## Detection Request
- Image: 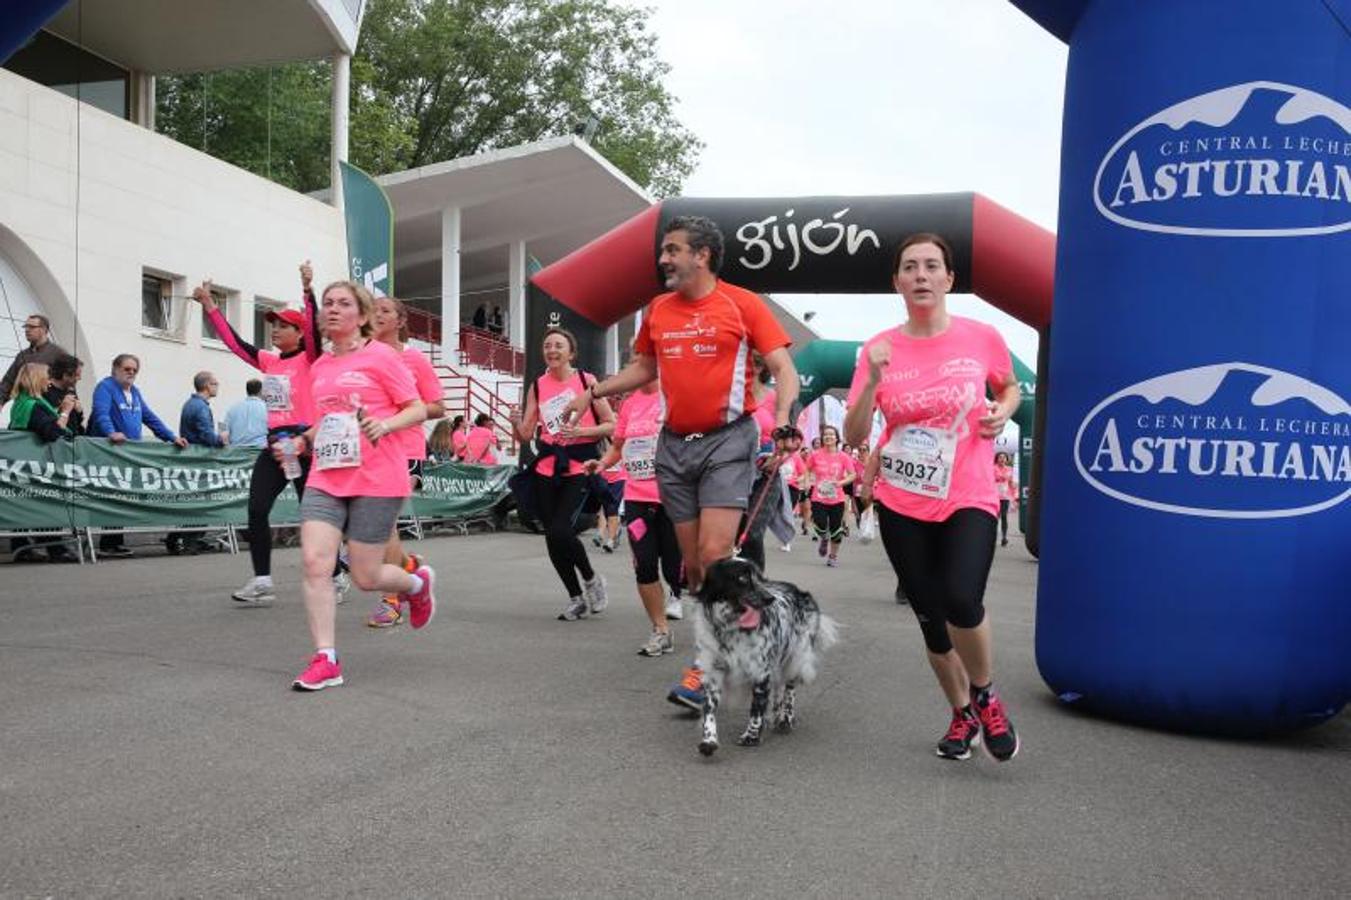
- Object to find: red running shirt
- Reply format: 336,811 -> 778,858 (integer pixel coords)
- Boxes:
634,280 -> 790,435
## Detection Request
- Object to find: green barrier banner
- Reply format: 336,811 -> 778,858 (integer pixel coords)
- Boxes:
0,432 -> 511,529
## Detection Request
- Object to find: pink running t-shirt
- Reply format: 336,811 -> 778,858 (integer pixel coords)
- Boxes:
207,306 -> 316,430
534,369 -> 598,478
306,340 -> 419,499
452,428 -> 468,460
846,316 -> 1013,523
994,463 -> 1017,501
785,452 -> 806,488
463,425 -> 499,465
806,449 -> 852,506
751,388 -> 778,447
613,389 -> 662,504
397,346 -> 442,462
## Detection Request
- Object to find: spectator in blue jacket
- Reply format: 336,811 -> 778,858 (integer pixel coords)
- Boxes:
179,371 -> 224,448
89,354 -> 187,447
88,353 -> 186,557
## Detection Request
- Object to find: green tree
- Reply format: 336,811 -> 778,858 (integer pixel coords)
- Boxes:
157,0 -> 701,197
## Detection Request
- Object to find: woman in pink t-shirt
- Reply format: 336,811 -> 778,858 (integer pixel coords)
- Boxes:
283,281 -> 435,692
449,415 -> 470,460
463,413 -> 501,465
801,425 -> 854,567
585,381 -> 683,656
843,232 -> 1023,763
364,296 -> 446,629
513,326 -> 615,621
993,452 -> 1018,548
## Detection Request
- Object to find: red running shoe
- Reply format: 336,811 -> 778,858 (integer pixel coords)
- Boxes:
292,653 -> 343,691
404,564 -> 436,630
973,690 -> 1020,761
936,708 -> 981,760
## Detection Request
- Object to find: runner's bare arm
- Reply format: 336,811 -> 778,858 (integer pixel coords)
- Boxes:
362,399 -> 427,443
761,347 -> 799,428
978,376 -> 1020,439
584,438 -> 623,474
844,342 -> 889,446
562,353 -> 657,423
514,384 -> 539,442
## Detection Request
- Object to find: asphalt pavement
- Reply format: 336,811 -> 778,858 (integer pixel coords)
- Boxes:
1,524 -> 1346,898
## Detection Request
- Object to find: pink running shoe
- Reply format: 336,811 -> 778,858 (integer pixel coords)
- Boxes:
292,653 -> 343,691
403,564 -> 436,630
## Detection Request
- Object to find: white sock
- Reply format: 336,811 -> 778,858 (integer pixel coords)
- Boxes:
406,573 -> 424,595
255,575 -> 273,587
317,647 -> 337,663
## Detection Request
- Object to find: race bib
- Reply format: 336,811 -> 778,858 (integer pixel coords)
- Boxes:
313,412 -> 361,471
817,479 -> 838,500
260,374 -> 292,412
622,435 -> 657,481
880,425 -> 957,499
540,388 -> 578,436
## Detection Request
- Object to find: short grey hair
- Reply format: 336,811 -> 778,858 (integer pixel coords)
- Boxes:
193,371 -> 214,392
664,215 -> 724,274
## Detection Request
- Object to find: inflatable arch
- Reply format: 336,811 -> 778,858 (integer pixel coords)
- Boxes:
527,192 -> 1054,545
1014,0 -> 1350,733
792,340 -> 1038,542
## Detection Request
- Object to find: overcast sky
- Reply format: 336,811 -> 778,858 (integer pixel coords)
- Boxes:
633,0 -> 1068,370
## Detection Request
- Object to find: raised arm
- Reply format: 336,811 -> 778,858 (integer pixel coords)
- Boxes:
299,261 -> 322,362
193,282 -> 263,368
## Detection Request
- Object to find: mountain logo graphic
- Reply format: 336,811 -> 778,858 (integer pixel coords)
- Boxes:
1074,362 -> 1351,519
1093,81 -> 1351,237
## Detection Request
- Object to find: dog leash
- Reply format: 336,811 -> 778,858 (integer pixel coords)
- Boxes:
735,450 -> 786,551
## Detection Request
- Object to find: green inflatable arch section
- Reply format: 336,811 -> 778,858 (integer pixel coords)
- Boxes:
793,340 -> 1038,539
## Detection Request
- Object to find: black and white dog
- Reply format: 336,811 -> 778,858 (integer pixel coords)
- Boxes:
692,556 -> 839,756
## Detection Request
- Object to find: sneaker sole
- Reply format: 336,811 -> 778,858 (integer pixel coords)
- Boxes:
292,675 -> 344,691
667,692 -> 703,712
982,731 -> 1020,763
366,617 -> 403,628
232,594 -> 275,605
409,569 -> 436,630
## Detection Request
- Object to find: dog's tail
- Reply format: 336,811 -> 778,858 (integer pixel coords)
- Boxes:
814,613 -> 840,652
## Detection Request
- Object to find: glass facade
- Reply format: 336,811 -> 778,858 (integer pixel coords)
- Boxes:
3,29 -> 129,120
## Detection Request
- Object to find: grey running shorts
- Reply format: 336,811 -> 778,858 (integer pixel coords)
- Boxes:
300,487 -> 405,544
655,415 -> 758,524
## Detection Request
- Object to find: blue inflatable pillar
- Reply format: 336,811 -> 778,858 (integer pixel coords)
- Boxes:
1016,0 -> 1351,733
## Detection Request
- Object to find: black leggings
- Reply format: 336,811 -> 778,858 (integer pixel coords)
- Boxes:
811,501 -> 846,542
877,505 -> 997,654
248,444 -> 312,577
534,472 -> 595,598
998,499 -> 1010,542
624,500 -> 683,592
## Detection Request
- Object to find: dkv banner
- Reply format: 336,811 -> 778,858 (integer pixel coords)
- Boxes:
0,432 -> 511,529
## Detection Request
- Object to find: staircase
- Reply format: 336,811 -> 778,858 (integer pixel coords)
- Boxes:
410,340 -> 522,457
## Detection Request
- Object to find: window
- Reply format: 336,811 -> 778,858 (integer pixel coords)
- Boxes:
254,298 -> 282,349
3,31 -> 130,120
201,286 -> 229,343
141,274 -> 172,331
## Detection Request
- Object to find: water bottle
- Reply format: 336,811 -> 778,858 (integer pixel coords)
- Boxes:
280,437 -> 303,481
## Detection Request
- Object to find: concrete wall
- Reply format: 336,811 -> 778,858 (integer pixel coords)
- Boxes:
0,69 -> 346,430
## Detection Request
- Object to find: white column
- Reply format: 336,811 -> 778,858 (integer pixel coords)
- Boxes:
441,207 -> 462,367
604,323 -> 619,375
330,53 -> 351,212
507,240 -> 527,350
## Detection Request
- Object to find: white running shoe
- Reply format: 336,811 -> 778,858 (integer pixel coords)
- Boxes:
779,542 -> 792,552
584,575 -> 609,614
637,629 -> 674,657
664,592 -> 684,621
231,576 -> 275,606
557,596 -> 589,621
332,571 -> 351,605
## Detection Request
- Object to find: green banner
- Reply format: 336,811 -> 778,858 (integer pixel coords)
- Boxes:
339,160 -> 395,298
0,432 -> 511,529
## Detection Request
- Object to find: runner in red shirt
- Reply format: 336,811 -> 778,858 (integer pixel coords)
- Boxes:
365,296 -> 446,629
562,216 -> 801,711
843,233 -> 1022,762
